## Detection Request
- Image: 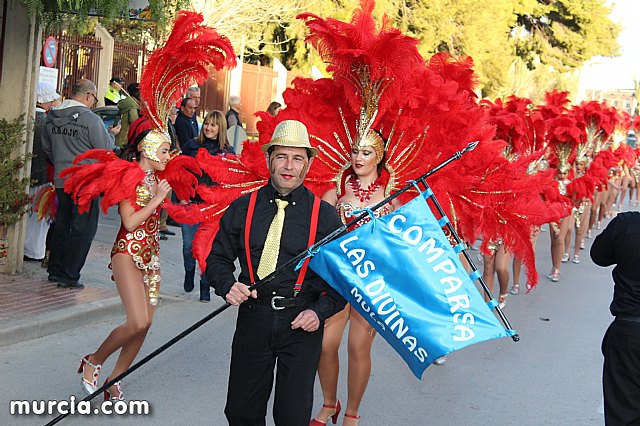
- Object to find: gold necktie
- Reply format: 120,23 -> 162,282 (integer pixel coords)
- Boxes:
257,199 -> 289,279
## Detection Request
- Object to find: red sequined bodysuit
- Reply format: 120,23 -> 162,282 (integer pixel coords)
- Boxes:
110,172 -> 161,305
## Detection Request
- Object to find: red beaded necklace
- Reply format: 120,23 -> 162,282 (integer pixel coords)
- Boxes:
349,175 -> 382,203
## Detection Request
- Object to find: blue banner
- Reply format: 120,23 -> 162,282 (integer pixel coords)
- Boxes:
309,193 -> 515,379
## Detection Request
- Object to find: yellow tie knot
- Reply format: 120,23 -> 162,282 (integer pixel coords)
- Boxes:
275,199 -> 289,210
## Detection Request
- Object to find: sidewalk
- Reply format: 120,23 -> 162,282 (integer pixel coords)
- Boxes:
0,207 -> 204,347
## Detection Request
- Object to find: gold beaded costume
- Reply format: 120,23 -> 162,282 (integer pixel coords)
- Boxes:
110,171 -> 161,305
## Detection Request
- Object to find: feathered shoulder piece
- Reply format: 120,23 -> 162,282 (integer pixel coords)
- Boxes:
157,155 -> 201,201
481,95 -> 540,160
542,102 -> 584,172
139,11 -> 236,132
537,90 -> 571,120
60,149 -> 145,213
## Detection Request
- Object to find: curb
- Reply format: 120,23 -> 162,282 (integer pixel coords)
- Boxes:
0,295 -> 182,348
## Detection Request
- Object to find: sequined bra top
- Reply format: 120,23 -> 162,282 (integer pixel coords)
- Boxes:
336,201 -> 393,229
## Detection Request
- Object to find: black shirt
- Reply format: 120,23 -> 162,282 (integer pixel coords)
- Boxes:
590,212 -> 640,317
205,181 -> 346,321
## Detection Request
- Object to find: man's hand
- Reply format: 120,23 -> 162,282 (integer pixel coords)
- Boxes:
225,282 -> 257,305
109,123 -> 122,135
291,309 -> 320,332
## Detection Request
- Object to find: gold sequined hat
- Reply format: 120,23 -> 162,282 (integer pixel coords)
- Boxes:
354,129 -> 385,164
262,120 -> 319,157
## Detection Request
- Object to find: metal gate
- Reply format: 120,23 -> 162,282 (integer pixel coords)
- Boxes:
113,40 -> 146,86
51,34 -> 102,99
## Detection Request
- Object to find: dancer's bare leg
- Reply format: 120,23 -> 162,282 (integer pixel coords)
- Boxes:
512,257 -> 522,291
86,254 -> 155,396
619,175 -> 630,209
563,222 -> 572,261
344,310 -> 376,423
598,189 -> 609,224
574,201 -> 591,258
482,251 -> 496,301
494,246 -> 512,297
589,190 -> 602,232
314,306 -> 349,422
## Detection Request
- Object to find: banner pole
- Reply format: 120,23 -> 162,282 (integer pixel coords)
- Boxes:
416,178 -> 519,342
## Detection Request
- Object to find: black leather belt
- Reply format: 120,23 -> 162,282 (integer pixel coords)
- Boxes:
254,294 -> 317,310
616,315 -> 640,323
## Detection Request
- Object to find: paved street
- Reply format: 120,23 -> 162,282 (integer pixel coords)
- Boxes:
0,201 -> 633,426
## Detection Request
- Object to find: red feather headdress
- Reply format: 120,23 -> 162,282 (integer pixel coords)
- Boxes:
139,11 -> 236,133
63,13 -> 236,215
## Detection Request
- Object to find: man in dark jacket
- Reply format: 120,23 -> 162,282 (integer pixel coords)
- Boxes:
206,120 -> 346,426
591,211 -> 640,425
174,98 -> 198,150
42,79 -> 120,288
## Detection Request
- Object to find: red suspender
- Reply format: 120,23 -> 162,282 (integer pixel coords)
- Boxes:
244,191 -> 259,284
294,195 -> 321,294
243,191 -> 321,293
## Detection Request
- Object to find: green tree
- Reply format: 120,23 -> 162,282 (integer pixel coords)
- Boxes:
515,0 -> 620,73
273,0 -> 619,98
19,0 -> 180,30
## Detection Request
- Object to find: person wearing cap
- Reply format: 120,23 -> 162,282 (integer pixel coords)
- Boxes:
104,77 -> 126,106
24,82 -> 61,261
206,120 -> 346,426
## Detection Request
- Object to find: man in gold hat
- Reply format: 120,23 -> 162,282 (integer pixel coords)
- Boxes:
206,120 -> 346,425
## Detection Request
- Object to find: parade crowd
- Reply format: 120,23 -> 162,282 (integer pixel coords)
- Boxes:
21,4 -> 640,426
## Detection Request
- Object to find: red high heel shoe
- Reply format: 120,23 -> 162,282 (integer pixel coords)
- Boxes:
103,378 -> 124,401
309,400 -> 341,425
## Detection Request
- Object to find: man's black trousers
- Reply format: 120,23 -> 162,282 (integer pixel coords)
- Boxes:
47,189 -> 99,285
225,300 -> 323,426
602,319 -> 640,425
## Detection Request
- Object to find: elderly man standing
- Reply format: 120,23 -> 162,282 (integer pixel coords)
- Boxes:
225,95 -> 242,128
206,120 -> 346,426
186,86 -> 201,110
42,79 -> 120,288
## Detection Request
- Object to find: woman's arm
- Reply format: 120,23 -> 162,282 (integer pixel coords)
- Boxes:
321,188 -> 338,206
119,179 -> 172,232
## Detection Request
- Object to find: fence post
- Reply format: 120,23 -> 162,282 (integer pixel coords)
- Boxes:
95,24 -> 114,107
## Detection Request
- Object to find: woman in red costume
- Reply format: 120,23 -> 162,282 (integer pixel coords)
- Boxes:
74,130 -> 172,400
59,11 -> 235,401
548,163 -> 575,282
312,130 -> 399,426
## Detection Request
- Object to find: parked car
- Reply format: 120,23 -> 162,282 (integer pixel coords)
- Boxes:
93,106 -> 119,129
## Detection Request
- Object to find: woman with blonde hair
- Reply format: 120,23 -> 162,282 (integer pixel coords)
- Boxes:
180,110 -> 235,301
